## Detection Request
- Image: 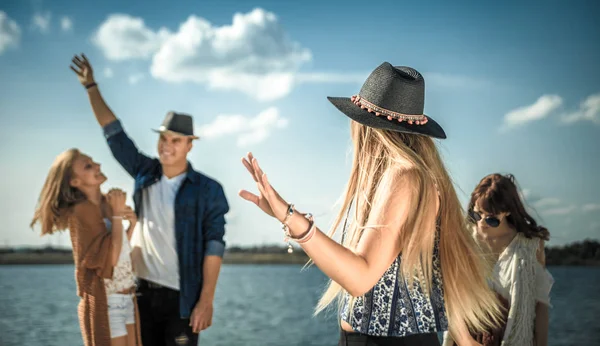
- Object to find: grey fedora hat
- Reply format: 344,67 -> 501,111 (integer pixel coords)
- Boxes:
152,111 -> 199,140
327,62 -> 446,139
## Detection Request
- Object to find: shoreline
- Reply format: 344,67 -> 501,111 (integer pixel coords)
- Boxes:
2,238 -> 599,266
0,251 -> 311,265
1,252 -> 599,266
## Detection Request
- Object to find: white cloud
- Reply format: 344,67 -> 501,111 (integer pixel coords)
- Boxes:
533,198 -> 561,209
92,14 -> 170,60
582,204 -> 600,213
197,107 -> 288,146
32,11 -> 51,34
60,16 -> 73,32
128,73 -> 144,85
91,9 -> 499,101
150,9 -> 312,101
104,67 -> 114,78
0,11 -> 21,54
503,94 -> 563,129
93,9 -> 314,101
561,93 -> 600,125
205,71 -> 297,102
542,205 -> 576,216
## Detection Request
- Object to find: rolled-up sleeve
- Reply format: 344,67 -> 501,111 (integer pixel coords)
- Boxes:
202,182 -> 229,257
103,119 -> 124,139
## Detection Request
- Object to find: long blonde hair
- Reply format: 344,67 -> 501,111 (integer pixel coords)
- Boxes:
315,121 -> 503,334
30,148 -> 86,235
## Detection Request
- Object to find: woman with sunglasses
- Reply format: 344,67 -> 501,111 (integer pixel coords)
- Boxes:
444,173 -> 554,346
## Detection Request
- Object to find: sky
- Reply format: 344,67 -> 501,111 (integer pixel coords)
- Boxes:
0,0 -> 599,248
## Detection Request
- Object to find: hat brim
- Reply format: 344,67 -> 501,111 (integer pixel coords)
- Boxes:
152,129 -> 199,140
327,97 -> 447,139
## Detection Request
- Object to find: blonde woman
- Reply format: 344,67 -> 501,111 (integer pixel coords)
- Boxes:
239,62 -> 503,346
30,149 -> 142,346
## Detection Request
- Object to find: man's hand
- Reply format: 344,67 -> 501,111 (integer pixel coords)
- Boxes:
189,295 -> 213,333
70,53 -> 95,86
123,205 -> 137,229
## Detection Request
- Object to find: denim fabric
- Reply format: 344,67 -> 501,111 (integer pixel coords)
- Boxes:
103,119 -> 229,318
107,294 -> 136,338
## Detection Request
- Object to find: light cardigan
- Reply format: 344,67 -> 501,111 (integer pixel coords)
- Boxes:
443,232 -> 554,346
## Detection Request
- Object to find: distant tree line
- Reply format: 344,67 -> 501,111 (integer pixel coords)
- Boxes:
0,246 -> 71,254
2,239 -> 599,266
545,239 -> 600,266
225,245 -> 301,254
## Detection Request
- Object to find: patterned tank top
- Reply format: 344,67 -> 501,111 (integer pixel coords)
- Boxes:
340,231 -> 448,337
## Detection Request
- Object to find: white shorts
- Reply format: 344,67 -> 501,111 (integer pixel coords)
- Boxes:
107,293 -> 135,338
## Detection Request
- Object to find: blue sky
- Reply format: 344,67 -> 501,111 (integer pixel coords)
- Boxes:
0,0 -> 598,248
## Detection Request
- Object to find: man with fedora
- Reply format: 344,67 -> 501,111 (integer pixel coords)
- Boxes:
71,53 -> 229,346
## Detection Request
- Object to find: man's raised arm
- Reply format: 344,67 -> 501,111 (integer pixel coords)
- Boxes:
70,53 -> 154,178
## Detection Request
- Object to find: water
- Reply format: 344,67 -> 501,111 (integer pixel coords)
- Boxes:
0,265 -> 598,346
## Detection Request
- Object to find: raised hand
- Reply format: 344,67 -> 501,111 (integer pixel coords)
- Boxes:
106,188 -> 127,215
238,152 -> 288,222
70,53 -> 95,86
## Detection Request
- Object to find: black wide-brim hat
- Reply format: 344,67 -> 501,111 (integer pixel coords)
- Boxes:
327,62 -> 446,139
152,111 -> 199,140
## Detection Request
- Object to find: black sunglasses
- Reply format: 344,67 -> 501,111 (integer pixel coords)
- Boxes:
468,210 -> 501,228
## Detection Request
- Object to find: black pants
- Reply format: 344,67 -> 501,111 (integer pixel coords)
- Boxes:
137,279 -> 199,346
339,330 -> 440,346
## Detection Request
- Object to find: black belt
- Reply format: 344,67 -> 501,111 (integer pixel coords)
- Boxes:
137,278 -> 168,290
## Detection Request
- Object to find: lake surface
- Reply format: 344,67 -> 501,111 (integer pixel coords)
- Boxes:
0,265 -> 598,345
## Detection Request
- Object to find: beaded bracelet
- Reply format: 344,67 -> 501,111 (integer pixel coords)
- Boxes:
281,204 -> 295,253
280,206 -> 317,253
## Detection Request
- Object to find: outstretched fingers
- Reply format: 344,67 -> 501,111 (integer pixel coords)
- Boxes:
261,173 -> 276,199
69,65 -> 82,76
70,56 -> 84,75
239,190 -> 260,206
251,158 -> 266,183
241,157 -> 258,182
72,55 -> 84,68
81,53 -> 90,65
254,176 -> 269,201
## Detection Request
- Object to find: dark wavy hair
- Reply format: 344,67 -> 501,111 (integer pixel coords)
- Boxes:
468,173 -> 550,240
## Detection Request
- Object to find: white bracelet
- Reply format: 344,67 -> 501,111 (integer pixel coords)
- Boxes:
290,213 -> 316,244
112,215 -> 124,220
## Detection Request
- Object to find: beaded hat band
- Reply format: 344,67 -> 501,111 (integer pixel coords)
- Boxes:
351,95 -> 428,125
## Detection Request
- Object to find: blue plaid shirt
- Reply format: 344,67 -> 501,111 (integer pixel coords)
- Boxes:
103,119 -> 229,318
